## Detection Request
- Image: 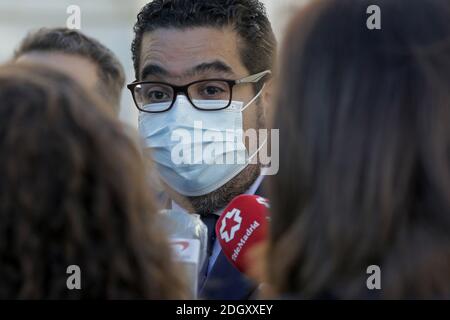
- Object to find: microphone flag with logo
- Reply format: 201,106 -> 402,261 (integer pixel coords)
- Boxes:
216,194 -> 270,273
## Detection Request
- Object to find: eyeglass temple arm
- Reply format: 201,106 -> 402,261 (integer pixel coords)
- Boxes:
235,70 -> 272,84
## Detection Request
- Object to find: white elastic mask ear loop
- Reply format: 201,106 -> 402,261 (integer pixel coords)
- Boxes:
247,137 -> 267,162
239,83 -> 268,163
240,83 -> 266,112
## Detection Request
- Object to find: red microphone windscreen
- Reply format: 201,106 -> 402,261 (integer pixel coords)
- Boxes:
216,194 -> 270,273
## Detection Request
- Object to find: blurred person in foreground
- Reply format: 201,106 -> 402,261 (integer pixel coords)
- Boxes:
268,0 -> 450,299
13,28 -> 155,192
0,64 -> 188,299
13,28 -> 125,116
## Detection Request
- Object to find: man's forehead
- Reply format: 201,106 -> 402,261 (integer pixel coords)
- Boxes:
139,27 -> 247,80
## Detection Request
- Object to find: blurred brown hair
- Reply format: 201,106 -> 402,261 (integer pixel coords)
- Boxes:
269,0 -> 450,299
14,28 -> 125,113
0,64 -> 188,299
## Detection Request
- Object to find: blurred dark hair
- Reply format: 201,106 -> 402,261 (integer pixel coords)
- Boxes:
14,28 -> 125,112
269,0 -> 450,299
0,64 -> 188,299
131,0 -> 276,91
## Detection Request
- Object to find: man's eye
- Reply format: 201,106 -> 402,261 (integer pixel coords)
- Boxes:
147,90 -> 170,102
200,86 -> 226,97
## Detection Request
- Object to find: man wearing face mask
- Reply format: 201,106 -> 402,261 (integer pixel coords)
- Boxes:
129,0 -> 276,299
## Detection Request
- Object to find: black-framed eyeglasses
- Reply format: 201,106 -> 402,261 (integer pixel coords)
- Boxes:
127,70 -> 271,113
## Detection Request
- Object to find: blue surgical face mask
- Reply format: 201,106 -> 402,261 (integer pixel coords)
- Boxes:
138,89 -> 266,196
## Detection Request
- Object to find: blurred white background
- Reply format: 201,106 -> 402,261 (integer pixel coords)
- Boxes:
0,0 -> 309,127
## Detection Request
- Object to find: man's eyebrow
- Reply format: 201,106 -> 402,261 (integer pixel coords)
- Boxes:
140,60 -> 235,80
140,64 -> 169,80
187,61 -> 235,77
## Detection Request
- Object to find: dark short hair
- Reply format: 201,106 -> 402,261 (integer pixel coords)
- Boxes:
131,0 -> 276,90
14,28 -> 125,112
270,0 -> 450,299
0,63 -> 188,299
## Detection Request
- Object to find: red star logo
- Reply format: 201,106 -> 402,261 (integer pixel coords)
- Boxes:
219,208 -> 242,242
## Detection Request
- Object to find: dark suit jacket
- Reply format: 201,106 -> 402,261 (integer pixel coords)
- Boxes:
199,251 -> 257,299
198,181 -> 267,300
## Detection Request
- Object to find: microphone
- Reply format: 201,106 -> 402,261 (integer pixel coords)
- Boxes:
170,237 -> 201,298
215,194 -> 270,274
161,208 -> 208,267
161,208 -> 208,298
